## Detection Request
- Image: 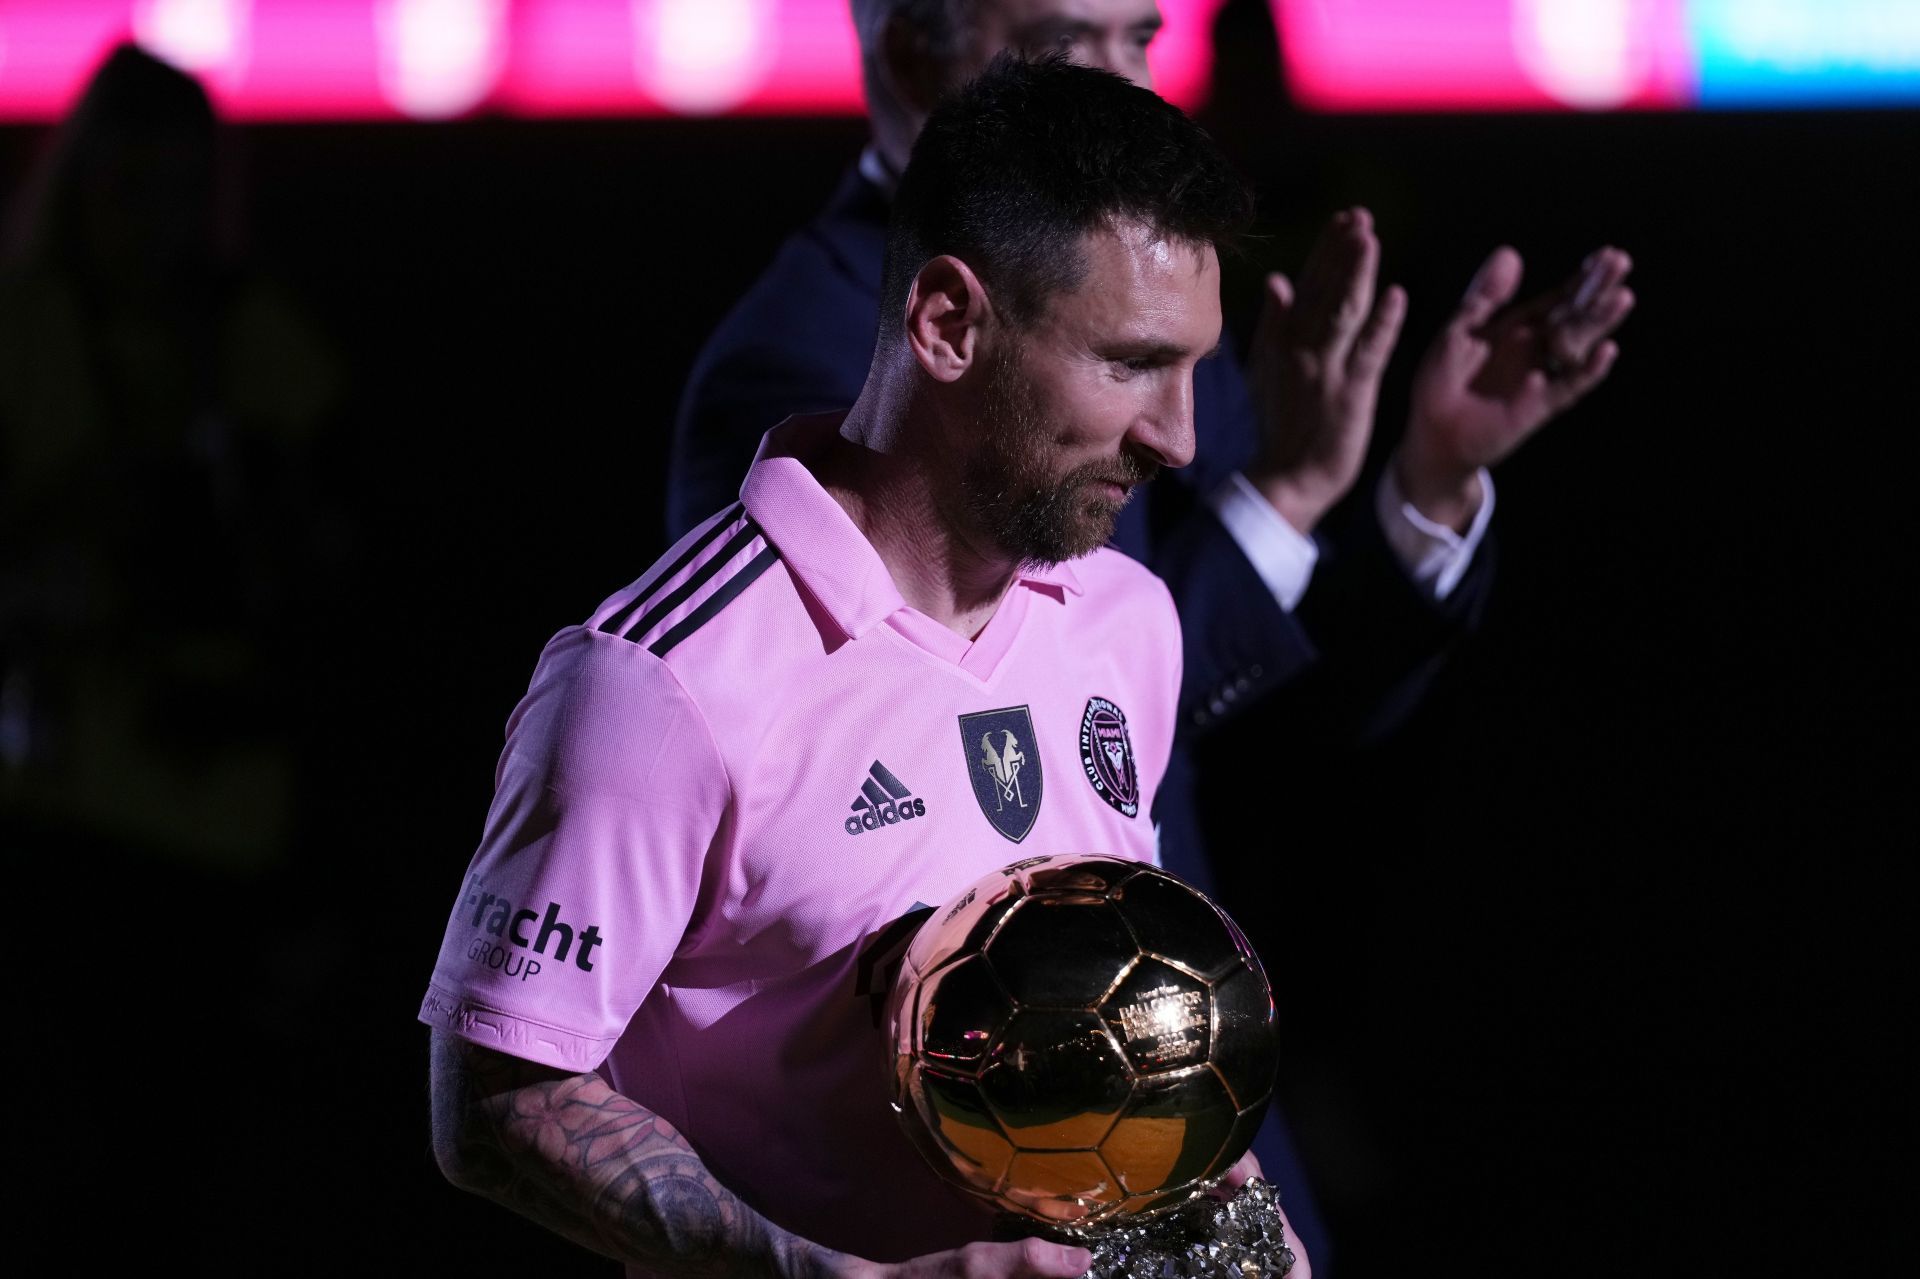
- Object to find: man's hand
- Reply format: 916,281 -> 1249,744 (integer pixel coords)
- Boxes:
850,1238 -> 1091,1278
1245,207 -> 1409,536
1397,245 -> 1635,530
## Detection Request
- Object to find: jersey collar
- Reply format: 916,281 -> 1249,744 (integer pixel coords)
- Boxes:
740,414 -> 1083,642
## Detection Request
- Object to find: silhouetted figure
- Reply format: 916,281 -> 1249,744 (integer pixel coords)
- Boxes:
0,43 -> 339,869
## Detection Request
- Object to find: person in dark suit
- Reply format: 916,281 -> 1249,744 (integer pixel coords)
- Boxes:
669,2 -> 1635,1263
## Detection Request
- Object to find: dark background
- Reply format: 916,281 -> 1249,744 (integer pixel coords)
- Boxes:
5,10 -> 1912,1275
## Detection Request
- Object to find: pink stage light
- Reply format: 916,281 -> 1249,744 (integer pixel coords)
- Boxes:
498,0 -> 856,116
1275,0 -> 1693,112
0,0 -> 1226,122
0,1 -> 138,120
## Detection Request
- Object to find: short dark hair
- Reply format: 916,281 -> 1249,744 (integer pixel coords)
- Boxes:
881,53 -> 1252,332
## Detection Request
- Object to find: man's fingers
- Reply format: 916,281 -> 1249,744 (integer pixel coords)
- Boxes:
1548,338 -> 1619,409
1348,282 -> 1406,382
1249,271 -> 1294,360
1013,1237 -> 1092,1277
1569,247 -> 1631,311
1329,209 -> 1382,363
1454,245 -> 1524,332
1293,207 -> 1377,355
1575,246 -> 1633,308
1294,209 -> 1354,316
1265,271 -> 1295,313
944,1238 -> 1089,1278
1323,207 -> 1380,361
1545,247 -> 1633,339
1547,285 -> 1635,366
886,1238 -> 1092,1279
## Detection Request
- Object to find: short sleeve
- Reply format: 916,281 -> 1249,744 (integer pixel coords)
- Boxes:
419,627 -> 730,1073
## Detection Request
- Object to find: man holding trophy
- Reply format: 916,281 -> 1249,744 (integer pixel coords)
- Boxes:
422,56 -> 1306,1278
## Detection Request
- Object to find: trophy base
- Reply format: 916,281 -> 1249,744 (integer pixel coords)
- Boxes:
1036,1178 -> 1298,1279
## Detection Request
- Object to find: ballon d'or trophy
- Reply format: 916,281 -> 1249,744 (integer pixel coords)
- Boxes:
885,854 -> 1297,1278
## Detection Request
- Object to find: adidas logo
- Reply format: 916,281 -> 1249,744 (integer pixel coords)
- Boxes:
844,760 -> 928,836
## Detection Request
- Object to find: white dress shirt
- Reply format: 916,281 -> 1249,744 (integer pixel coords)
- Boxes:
1207,466 -> 1495,611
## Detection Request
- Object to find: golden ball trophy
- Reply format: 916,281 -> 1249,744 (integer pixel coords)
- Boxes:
885,854 -> 1298,1278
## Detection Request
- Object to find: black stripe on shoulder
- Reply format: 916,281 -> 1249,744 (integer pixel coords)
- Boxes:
622,519 -> 764,645
600,502 -> 744,636
649,545 -> 782,658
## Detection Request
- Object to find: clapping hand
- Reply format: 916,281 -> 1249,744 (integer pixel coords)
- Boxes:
1396,245 -> 1636,529
1245,207 -> 1408,536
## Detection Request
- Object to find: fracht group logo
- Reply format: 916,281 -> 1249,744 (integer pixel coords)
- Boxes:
456,875 -> 605,982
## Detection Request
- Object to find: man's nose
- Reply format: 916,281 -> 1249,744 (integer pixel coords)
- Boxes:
1129,374 -> 1197,471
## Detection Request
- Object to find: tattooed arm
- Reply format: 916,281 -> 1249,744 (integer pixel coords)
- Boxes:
430,1031 -> 849,1277
428,1033 -> 1090,1279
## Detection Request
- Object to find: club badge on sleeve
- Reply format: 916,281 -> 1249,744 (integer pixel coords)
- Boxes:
958,705 -> 1042,842
1079,696 -> 1139,819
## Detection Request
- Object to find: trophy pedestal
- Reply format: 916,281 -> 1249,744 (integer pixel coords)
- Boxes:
1032,1178 -> 1298,1279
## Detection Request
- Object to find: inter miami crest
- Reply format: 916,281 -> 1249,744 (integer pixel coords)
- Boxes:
958,705 -> 1043,842
1079,696 -> 1140,818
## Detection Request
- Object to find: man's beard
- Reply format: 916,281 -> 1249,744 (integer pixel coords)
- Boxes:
958,347 -> 1159,568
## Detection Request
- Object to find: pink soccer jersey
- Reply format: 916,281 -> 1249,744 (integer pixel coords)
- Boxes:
420,414 -> 1182,1266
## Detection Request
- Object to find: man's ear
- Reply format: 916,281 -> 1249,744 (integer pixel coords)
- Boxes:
903,255 -> 996,384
